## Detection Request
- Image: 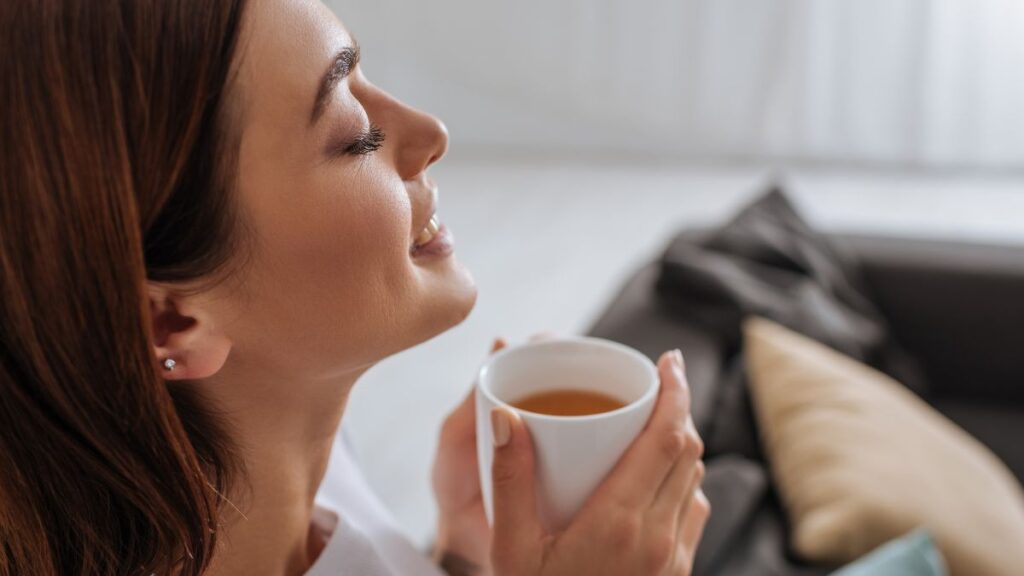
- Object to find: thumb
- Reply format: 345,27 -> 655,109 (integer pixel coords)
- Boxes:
489,407 -> 543,566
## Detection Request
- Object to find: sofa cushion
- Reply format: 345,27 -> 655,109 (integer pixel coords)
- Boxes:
744,317 -> 1024,576
931,399 -> 1024,483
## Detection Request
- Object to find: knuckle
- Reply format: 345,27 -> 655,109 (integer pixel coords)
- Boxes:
673,548 -> 694,576
657,428 -> 689,460
688,431 -> 705,460
694,493 -> 711,518
642,533 -> 675,572
694,461 -> 706,484
491,459 -> 519,489
605,512 -> 642,552
680,434 -> 702,462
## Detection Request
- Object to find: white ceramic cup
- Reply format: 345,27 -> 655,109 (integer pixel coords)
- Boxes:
475,337 -> 660,534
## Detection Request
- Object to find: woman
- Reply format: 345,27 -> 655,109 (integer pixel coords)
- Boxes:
0,0 -> 709,574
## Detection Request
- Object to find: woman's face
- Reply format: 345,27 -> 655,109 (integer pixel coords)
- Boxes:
205,0 -> 476,383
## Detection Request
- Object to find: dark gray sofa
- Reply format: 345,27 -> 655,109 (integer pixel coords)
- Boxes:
587,231 -> 1024,574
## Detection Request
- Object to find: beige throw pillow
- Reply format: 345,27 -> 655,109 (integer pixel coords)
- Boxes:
743,317 -> 1024,576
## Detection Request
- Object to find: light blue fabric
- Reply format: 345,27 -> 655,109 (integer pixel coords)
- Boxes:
829,530 -> 948,576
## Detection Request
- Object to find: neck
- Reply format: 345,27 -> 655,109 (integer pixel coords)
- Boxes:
204,360 -> 367,576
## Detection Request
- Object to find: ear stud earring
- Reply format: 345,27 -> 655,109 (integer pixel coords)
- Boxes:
162,358 -> 176,372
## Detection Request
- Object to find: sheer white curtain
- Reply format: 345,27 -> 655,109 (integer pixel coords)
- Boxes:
336,0 -> 1024,169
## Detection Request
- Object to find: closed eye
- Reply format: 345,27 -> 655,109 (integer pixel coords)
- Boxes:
333,124 -> 385,156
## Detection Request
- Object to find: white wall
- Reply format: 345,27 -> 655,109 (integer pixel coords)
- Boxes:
332,0 -> 1024,170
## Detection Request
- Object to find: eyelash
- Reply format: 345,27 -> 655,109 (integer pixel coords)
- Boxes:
337,124 -> 386,156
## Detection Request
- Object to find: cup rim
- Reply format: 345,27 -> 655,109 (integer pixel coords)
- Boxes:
477,336 -> 660,422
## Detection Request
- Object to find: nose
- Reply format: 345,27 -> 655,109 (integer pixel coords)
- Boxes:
395,107 -> 448,181
360,83 -> 449,181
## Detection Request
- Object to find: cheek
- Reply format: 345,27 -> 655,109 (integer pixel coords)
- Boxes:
269,170 -> 408,266
313,180 -> 409,271
243,170 -> 416,369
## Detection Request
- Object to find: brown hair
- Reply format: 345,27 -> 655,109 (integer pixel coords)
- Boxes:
0,1 -> 250,574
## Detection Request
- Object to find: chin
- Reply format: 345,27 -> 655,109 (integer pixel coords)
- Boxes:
413,259 -> 478,346
439,261 -> 478,328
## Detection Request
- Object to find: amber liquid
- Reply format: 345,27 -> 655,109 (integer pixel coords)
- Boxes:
510,389 -> 626,416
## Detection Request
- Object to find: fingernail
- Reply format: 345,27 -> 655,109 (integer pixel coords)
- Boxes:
672,349 -> 684,368
491,408 -> 511,448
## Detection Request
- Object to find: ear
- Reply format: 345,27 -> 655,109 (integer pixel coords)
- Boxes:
146,283 -> 232,381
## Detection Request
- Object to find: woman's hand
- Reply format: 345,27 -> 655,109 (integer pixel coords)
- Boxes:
431,338 -> 509,575
488,350 -> 709,576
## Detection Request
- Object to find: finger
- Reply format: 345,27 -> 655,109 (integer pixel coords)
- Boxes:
670,458 -> 704,531
645,460 -> 697,553
594,349 -> 692,510
491,337 -> 509,354
679,488 -> 711,556
649,428 -> 703,525
443,338 -> 507,444
664,471 -> 699,576
653,418 -> 703,512
489,408 -> 543,569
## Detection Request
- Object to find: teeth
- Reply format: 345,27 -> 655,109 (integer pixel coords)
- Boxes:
414,215 -> 440,248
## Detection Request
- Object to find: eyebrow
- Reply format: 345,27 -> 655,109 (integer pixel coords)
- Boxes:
310,41 -> 361,126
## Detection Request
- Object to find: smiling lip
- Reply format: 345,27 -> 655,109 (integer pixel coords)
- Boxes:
411,223 -> 454,259
410,184 -> 440,242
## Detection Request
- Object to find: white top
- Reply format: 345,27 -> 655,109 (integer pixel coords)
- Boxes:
306,428 -> 447,576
